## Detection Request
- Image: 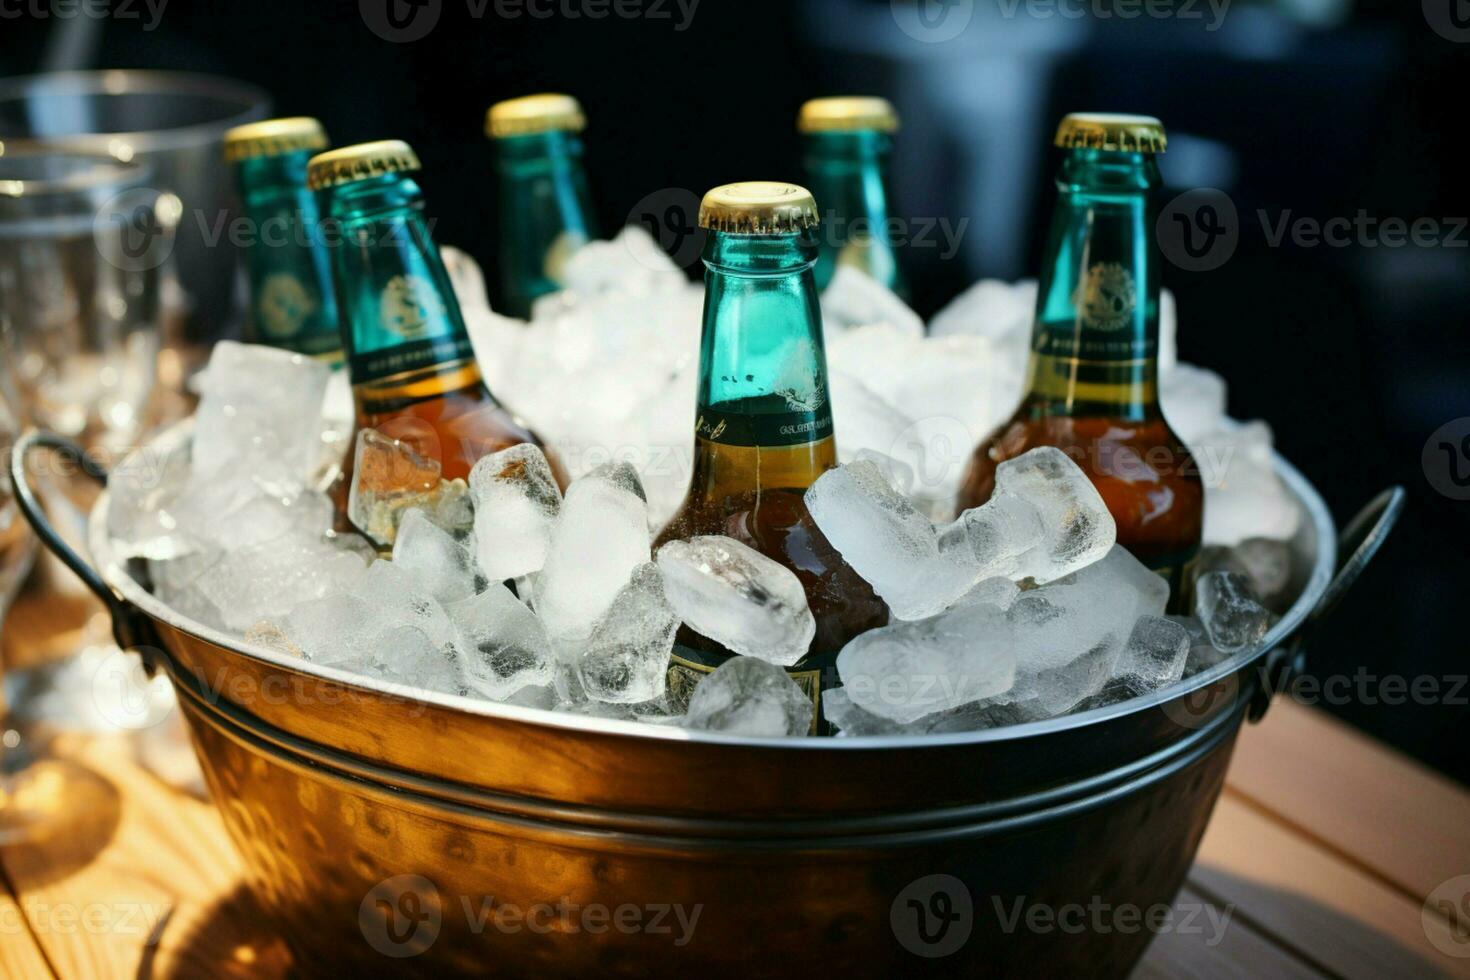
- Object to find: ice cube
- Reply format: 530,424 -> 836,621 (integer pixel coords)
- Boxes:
316,368 -> 355,485
1194,571 -> 1271,653
470,443 -> 563,582
577,564 -> 678,704
927,278 -> 1037,347
348,428 -> 473,546
502,683 -> 557,711
561,225 -> 683,297
169,474 -> 333,552
1007,545 -> 1167,669
952,576 -> 1022,611
821,687 -> 905,736
805,459 -> 975,621
107,443 -> 193,560
683,656 -> 813,737
947,447 -> 1115,585
284,562 -> 462,695
1114,616 -> 1191,691
1165,612 -> 1226,677
1160,363 -> 1227,445
850,447 -> 917,499
192,341 -> 330,491
392,508 -> 481,605
186,535 -> 369,633
1191,421 -> 1300,546
1230,537 -> 1294,609
819,265 -> 924,338
656,535 -> 816,666
835,600 -> 1016,723
985,545 -> 1167,717
446,584 -> 554,700
535,462 -> 651,651
351,559 -> 459,652
441,245 -> 492,312
361,625 -> 463,695
1002,642 -> 1119,720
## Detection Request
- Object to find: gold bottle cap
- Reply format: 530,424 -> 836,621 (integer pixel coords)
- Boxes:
1054,113 -> 1166,153
698,182 -> 820,234
306,140 -> 421,191
797,96 -> 899,134
223,117 -> 328,162
485,93 -> 587,139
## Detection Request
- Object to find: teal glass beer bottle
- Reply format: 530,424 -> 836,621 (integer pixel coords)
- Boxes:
798,96 -> 907,299
306,140 -> 565,528
654,182 -> 888,728
223,117 -> 341,359
956,114 -> 1203,608
486,94 -> 599,318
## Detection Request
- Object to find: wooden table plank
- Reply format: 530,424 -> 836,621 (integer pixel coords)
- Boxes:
1131,886 -> 1327,979
0,733 -> 248,980
1226,696 -> 1470,903
1190,792 -> 1470,979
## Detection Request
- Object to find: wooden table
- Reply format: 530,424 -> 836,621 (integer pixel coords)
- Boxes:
3,590 -> 1469,979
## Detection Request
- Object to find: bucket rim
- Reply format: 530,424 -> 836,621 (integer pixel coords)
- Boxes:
0,69 -> 270,154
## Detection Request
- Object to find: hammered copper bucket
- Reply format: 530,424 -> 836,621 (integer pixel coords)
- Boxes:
9,425 -> 1404,978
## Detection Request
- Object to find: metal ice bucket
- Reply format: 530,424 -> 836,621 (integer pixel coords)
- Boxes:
9,424 -> 1403,978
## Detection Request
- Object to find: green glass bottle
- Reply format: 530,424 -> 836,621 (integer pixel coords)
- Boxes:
654,182 -> 888,729
956,114 -> 1203,607
798,96 -> 907,299
486,93 -> 599,318
223,117 -> 341,360
306,140 -> 565,529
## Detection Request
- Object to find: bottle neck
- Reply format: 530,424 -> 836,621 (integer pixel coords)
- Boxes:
321,173 -> 481,403
233,149 -> 341,359
493,130 -> 597,317
690,230 -> 835,496
801,130 -> 904,295
1023,148 -> 1162,419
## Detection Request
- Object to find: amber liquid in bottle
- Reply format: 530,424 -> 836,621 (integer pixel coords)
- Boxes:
654,205 -> 888,722
313,155 -> 566,529
956,139 -> 1203,606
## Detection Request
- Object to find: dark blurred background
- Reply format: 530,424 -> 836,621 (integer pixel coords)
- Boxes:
2,0 -> 1462,781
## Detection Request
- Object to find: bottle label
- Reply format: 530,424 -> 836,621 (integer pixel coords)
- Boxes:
349,273 -> 473,383
695,402 -> 834,449
666,643 -> 837,735
1035,262 -> 1157,364
252,272 -> 340,357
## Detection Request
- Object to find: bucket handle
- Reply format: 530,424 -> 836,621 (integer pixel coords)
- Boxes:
1248,485 -> 1406,721
7,429 -> 156,652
